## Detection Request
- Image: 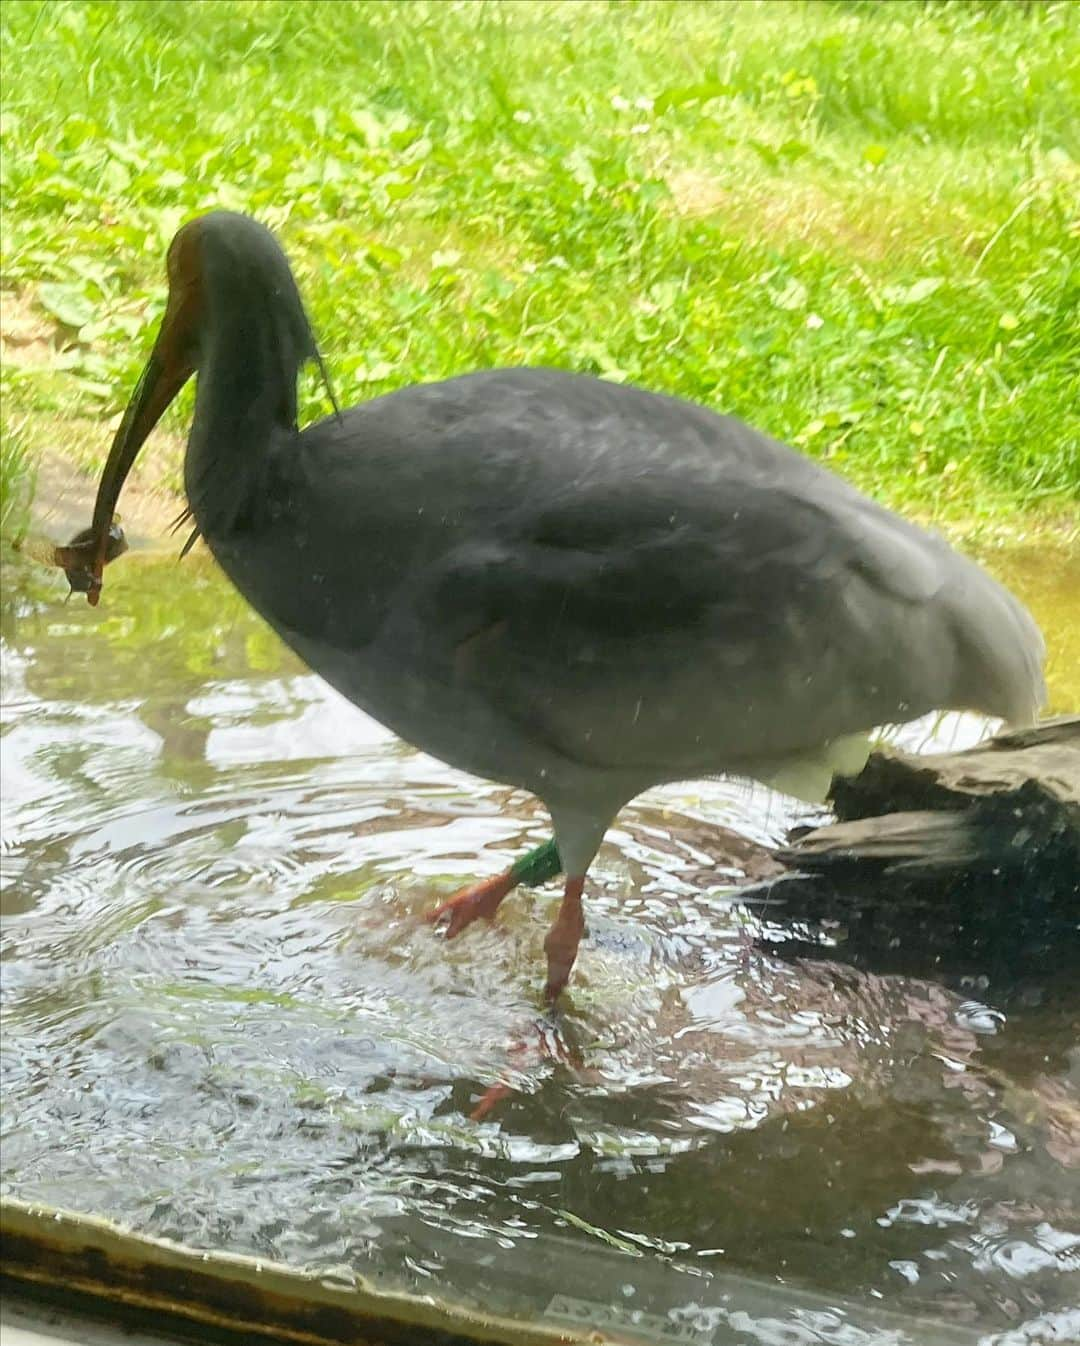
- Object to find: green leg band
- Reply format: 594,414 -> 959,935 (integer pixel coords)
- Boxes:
509,838 -> 562,888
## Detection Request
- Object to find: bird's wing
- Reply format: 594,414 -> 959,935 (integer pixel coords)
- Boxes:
383,473 -> 968,777
234,372 -> 1041,780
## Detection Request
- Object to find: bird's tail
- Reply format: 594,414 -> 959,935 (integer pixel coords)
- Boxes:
753,732 -> 872,805
945,560 -> 1046,727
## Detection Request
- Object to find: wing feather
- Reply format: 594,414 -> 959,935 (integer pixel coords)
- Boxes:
399,478 -> 974,775
221,368 -> 1043,785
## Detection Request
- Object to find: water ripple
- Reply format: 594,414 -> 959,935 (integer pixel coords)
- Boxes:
2,553 -> 1078,1340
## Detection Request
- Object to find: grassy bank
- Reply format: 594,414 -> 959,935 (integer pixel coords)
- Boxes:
1,0 -> 1078,544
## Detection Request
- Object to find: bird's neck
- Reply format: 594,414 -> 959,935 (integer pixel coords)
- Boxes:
184,304 -> 305,540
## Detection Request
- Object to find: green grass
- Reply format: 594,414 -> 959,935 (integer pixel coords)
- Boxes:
1,0 -> 1078,538
0,416 -> 36,545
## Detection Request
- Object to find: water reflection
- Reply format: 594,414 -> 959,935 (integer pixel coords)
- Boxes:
1,551 -> 1078,1344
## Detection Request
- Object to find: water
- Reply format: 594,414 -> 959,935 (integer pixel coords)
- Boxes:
1,545 -> 1078,1346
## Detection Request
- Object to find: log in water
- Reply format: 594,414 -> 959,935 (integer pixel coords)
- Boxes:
779,716 -> 1080,890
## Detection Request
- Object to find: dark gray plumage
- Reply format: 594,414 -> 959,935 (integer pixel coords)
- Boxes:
83,212 -> 1046,999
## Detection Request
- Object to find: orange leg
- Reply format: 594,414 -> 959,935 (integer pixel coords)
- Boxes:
470,1081 -> 514,1121
470,1018 -> 584,1120
428,870 -> 516,939
543,875 -> 586,1004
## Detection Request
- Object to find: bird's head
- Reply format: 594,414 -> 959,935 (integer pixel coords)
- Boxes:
82,212 -> 321,603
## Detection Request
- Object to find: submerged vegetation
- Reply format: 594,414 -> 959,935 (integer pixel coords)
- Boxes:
1,0 -> 1078,542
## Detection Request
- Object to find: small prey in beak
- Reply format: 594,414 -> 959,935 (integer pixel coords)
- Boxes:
53,520 -> 128,599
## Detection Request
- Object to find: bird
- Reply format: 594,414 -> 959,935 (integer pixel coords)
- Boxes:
75,210 -> 1046,1003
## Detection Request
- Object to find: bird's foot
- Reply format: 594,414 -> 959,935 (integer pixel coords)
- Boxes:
543,950 -> 580,1005
429,870 -> 516,939
543,876 -> 586,1004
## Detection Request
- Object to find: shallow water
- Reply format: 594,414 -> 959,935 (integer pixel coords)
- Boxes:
1,547 -> 1078,1346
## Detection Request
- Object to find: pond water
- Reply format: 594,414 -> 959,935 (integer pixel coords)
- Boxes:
1,542 -> 1078,1346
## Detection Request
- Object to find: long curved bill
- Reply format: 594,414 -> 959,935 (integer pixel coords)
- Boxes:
81,288 -> 197,605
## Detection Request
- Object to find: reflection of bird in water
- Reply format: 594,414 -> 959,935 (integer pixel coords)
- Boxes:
72,210 -> 1045,1002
